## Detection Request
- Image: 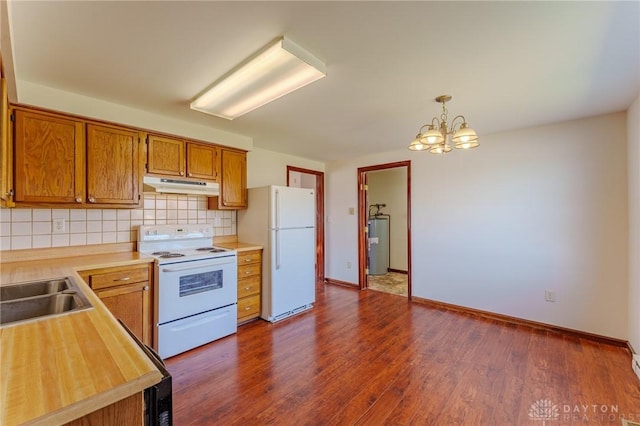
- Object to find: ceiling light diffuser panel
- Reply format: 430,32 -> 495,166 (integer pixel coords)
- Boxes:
190,37 -> 326,120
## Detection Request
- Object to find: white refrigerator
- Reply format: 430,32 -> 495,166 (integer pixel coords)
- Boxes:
237,185 -> 316,322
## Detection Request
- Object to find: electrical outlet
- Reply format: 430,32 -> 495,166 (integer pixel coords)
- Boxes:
544,290 -> 556,302
348,207 -> 355,215
52,218 -> 66,234
346,261 -> 352,269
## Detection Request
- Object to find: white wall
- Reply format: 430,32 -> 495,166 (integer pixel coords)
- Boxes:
628,94 -> 640,352
326,112 -> 629,339
367,168 -> 408,271
246,147 -> 324,188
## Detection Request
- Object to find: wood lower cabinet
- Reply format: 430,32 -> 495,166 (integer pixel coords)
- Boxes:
79,263 -> 153,346
237,249 -> 262,323
65,393 -> 143,426
147,134 -> 219,181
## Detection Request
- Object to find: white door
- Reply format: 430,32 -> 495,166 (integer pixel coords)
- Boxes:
270,227 -> 316,318
271,186 -> 315,229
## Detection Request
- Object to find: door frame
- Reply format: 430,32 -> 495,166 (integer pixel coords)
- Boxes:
286,165 -> 325,282
357,161 -> 411,298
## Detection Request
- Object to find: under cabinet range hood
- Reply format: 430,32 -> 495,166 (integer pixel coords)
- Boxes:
143,176 -> 220,196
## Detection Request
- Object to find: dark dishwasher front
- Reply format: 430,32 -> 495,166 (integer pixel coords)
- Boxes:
118,320 -> 173,426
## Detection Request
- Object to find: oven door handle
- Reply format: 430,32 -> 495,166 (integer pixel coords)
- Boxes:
161,258 -> 235,273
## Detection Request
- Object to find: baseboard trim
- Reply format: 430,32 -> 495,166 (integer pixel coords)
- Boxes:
324,277 -> 359,289
387,268 -> 408,274
412,296 -> 629,349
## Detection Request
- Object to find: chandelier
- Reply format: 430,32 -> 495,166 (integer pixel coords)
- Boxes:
408,95 -> 479,154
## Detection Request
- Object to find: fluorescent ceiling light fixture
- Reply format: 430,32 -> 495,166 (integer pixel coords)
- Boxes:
190,37 -> 326,120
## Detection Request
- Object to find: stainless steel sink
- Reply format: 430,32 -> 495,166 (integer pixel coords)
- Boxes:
0,278 -> 69,300
0,277 -> 93,326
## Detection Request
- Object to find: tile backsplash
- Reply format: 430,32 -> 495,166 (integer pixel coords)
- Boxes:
0,193 -> 236,251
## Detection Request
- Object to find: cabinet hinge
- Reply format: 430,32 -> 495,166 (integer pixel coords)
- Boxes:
9,114 -> 14,122
360,184 -> 368,191
364,227 -> 368,234
365,268 -> 369,275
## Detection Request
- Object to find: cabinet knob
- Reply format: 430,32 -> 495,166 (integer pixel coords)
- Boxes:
143,286 -> 149,291
179,171 -> 184,176
88,196 -> 96,203
75,197 -> 82,203
244,306 -> 251,311
245,271 -> 251,275
188,172 -> 192,177
244,287 -> 251,291
245,258 -> 252,262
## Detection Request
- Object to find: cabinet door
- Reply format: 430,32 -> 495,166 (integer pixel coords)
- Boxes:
1,77 -> 13,206
147,134 -> 185,177
13,109 -> 85,203
186,142 -> 219,181
94,282 -> 151,345
220,149 -> 247,208
86,124 -> 142,206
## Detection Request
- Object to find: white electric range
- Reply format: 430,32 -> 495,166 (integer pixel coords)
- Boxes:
138,224 -> 238,359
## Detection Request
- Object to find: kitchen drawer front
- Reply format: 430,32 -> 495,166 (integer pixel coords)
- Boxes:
86,266 -> 149,290
237,275 -> 261,299
238,250 -> 261,265
238,263 -> 260,279
237,294 -> 260,320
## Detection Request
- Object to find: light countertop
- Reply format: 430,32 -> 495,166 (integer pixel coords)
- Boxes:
0,252 -> 161,426
216,241 -> 263,252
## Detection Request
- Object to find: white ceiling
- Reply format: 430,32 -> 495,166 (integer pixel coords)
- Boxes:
6,1 -> 640,163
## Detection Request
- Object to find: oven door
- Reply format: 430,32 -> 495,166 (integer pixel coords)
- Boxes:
157,256 -> 237,324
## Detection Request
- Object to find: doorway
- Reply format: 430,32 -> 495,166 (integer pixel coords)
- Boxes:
357,161 -> 411,298
287,166 -> 325,283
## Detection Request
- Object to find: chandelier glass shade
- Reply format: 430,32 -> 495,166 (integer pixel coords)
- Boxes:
408,95 -> 479,154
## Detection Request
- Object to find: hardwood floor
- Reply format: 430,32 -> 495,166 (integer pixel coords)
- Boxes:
165,284 -> 640,425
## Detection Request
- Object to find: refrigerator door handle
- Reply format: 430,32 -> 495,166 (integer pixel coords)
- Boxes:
275,228 -> 280,270
275,188 -> 281,269
275,189 -> 280,230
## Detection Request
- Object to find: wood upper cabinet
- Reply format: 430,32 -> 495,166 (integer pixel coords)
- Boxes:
86,124 -> 142,206
13,109 -> 85,204
10,107 -> 144,208
147,134 -> 219,181
208,148 -> 247,210
1,76 -> 14,206
186,142 -> 218,180
146,134 -> 184,177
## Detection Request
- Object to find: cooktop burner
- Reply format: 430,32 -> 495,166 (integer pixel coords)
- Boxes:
196,247 -> 227,253
153,252 -> 185,259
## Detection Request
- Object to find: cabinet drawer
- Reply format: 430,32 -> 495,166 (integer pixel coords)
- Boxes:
237,294 -> 260,320
238,275 -> 261,298
238,263 -> 260,279
87,266 -> 149,290
238,251 -> 261,265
